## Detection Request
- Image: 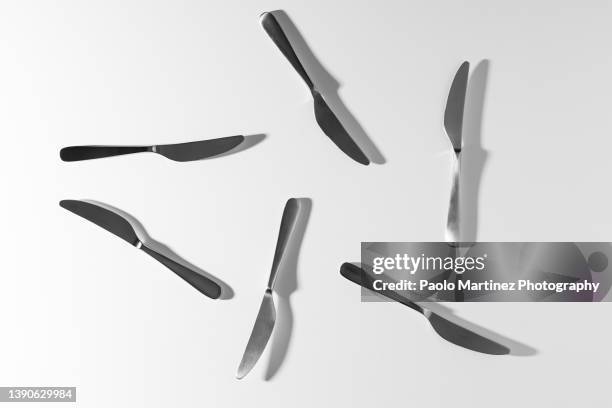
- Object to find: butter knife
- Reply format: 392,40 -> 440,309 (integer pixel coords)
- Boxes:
60,135 -> 244,162
236,198 -> 301,379
260,12 -> 369,165
340,263 -> 509,355
60,199 -> 221,299
444,62 -> 469,243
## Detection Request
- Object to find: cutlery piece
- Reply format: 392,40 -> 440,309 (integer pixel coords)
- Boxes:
60,200 -> 221,299
236,198 -> 301,379
260,12 -> 369,165
443,62 -> 469,243
60,135 -> 245,162
340,263 -> 509,355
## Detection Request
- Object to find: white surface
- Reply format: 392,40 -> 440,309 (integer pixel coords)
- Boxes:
1,1 -> 612,407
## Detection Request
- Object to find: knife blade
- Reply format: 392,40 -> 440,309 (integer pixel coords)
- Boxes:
444,61 -> 469,153
260,11 -> 369,165
236,290 -> 276,380
340,262 -> 509,355
312,92 -> 370,165
60,200 -> 221,299
443,62 -> 469,243
236,198 -> 301,379
60,135 -> 244,162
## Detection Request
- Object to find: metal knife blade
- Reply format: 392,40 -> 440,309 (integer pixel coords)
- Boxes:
444,61 -> 469,152
313,92 -> 370,165
426,312 -> 509,355
156,135 -> 244,161
236,290 -> 276,379
60,200 -> 140,246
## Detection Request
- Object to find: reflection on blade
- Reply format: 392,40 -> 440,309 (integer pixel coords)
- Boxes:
236,291 -> 276,379
157,135 -> 244,162
426,312 -> 509,355
60,200 -> 139,246
444,61 -> 469,152
313,92 -> 369,165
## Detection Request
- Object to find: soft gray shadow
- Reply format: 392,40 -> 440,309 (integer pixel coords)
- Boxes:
461,60 -> 490,242
350,261 -> 537,356
264,198 -> 312,380
270,10 -> 385,164
421,301 -> 537,356
212,133 -> 266,159
85,200 -> 234,300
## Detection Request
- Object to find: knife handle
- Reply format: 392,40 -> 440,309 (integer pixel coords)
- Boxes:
445,153 -> 461,243
140,245 -> 221,299
260,12 -> 314,90
339,262 -> 366,286
60,145 -> 151,161
268,198 -> 300,289
340,263 -> 424,314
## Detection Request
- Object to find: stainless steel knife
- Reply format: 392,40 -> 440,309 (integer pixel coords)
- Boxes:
236,198 -> 301,379
60,199 -> 221,299
60,135 -> 244,162
443,62 -> 469,243
260,12 -> 369,165
340,263 -> 509,355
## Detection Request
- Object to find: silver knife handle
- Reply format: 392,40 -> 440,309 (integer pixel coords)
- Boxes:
140,244 -> 222,299
445,152 -> 460,243
267,198 -> 300,289
60,145 -> 151,161
260,12 -> 314,91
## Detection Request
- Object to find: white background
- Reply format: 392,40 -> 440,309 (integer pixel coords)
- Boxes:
1,1 -> 612,407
